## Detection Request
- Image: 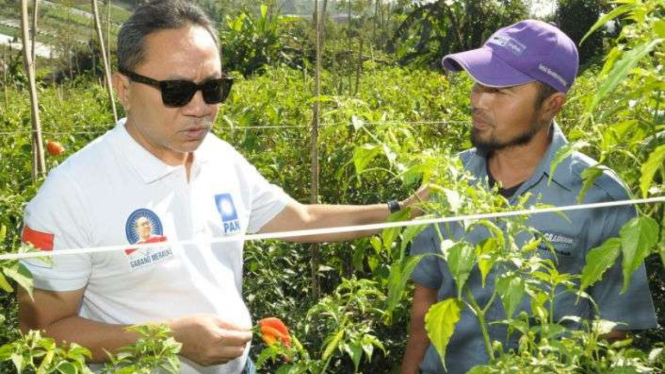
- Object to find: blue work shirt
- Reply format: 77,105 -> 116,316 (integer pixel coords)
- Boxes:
410,122 -> 657,374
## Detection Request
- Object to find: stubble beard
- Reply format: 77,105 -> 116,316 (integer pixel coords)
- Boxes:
471,113 -> 546,154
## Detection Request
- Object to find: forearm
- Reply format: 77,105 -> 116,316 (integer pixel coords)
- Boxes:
38,316 -> 139,363
402,284 -> 437,374
401,320 -> 430,374
291,203 -> 391,242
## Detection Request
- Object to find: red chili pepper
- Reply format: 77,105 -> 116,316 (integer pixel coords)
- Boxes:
258,317 -> 291,348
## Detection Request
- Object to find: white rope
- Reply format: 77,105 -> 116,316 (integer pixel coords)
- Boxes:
0,120 -> 469,136
2,196 -> 663,262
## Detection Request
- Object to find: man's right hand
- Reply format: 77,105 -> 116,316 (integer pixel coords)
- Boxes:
168,314 -> 252,367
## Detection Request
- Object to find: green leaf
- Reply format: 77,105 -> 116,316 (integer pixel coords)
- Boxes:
0,224 -> 6,242
351,115 -> 364,131
442,188 -> 462,212
580,4 -> 633,44
476,238 -> 498,287
578,166 -> 604,204
369,237 -> 382,255
343,342 -> 363,372
3,263 -> 33,299
386,255 -> 424,313
549,141 -> 589,183
57,363 -> 77,374
0,272 -> 13,293
654,20 -> 665,38
620,216 -> 659,293
444,242 -> 475,298
322,329 -> 344,361
639,144 -> 665,198
353,144 -> 382,174
580,238 -> 621,292
382,210 -> 411,253
588,39 -> 664,113
425,298 -> 462,371
399,224 -> 428,257
496,275 -> 525,319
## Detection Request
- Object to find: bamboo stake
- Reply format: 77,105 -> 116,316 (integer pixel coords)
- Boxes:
20,0 -> 46,181
106,0 -> 111,66
354,37 -> 362,96
309,0 -> 323,301
31,0 -> 38,65
91,0 -> 118,122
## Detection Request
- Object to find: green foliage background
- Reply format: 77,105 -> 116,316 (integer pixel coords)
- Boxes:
0,0 -> 663,372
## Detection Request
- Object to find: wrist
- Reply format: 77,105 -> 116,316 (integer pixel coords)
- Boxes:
387,199 -> 401,214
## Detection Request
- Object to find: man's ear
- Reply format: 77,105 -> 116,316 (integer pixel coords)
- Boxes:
113,72 -> 131,111
540,92 -> 566,122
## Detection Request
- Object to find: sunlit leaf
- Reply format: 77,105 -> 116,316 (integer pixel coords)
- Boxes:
425,298 -> 462,371
322,329 -> 344,361
342,342 -> 363,372
382,210 -> 411,253
580,238 -> 621,292
476,238 -> 498,287
3,263 -> 33,299
444,242 -> 475,298
386,255 -> 424,313
353,144 -> 382,174
654,20 -> 665,38
351,115 -> 364,131
399,224 -> 428,256
496,275 -> 525,319
549,141 -> 589,183
589,39 -> 664,113
620,216 -> 659,293
639,144 -> 665,198
578,166 -> 604,203
0,272 -> 13,293
581,4 -> 633,44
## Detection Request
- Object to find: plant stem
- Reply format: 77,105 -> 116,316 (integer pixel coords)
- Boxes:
466,288 -> 495,361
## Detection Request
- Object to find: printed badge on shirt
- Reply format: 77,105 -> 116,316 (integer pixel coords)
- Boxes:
537,231 -> 577,259
124,209 -> 173,272
215,193 -> 241,234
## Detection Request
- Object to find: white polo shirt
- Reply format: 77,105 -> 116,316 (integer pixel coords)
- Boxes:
21,119 -> 292,374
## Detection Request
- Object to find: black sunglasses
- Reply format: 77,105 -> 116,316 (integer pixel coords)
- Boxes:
118,68 -> 233,107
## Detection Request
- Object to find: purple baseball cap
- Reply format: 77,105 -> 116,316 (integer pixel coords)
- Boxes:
442,20 -> 579,93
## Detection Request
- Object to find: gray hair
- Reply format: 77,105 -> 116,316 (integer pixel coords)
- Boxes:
117,0 -> 219,71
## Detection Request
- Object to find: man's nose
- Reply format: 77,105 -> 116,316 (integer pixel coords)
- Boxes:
471,91 -> 492,110
182,90 -> 213,117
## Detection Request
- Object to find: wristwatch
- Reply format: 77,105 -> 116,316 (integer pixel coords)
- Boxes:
387,199 -> 401,214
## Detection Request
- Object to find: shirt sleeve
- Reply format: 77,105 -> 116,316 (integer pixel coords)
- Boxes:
230,148 -> 293,234
588,203 -> 657,330
409,225 -> 443,290
21,168 -> 93,292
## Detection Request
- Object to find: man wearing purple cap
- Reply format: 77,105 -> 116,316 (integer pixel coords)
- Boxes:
402,20 -> 657,374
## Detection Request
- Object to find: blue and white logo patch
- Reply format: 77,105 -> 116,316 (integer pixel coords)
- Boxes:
215,193 -> 241,234
126,209 -> 164,244
124,208 -> 172,271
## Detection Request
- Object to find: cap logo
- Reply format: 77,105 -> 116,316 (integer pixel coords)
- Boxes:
487,34 -> 526,55
538,63 -> 568,87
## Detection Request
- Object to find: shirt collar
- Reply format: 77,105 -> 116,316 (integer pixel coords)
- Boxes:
111,118 -> 213,184
528,120 -> 572,191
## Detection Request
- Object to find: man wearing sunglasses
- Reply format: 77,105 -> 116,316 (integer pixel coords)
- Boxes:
17,1 -> 424,374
